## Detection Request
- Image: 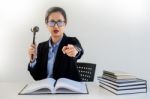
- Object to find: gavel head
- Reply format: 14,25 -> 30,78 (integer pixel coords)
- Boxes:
31,26 -> 39,33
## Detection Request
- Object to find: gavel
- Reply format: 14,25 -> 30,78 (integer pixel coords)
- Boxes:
31,26 -> 39,60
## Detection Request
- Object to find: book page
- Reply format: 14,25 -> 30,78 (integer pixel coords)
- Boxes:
54,78 -> 87,93
20,78 -> 56,94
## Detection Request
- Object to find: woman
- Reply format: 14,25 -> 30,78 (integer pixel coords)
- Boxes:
28,7 -> 84,81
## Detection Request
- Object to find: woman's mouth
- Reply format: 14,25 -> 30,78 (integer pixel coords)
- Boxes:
54,30 -> 59,33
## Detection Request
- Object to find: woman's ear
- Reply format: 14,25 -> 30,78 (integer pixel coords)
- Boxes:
64,23 -> 67,27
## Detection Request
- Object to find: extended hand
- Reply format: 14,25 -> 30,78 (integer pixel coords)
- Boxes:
62,44 -> 78,57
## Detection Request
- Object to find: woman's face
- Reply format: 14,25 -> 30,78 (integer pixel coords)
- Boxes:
47,12 -> 66,38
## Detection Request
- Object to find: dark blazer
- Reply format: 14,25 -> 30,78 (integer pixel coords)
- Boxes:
28,34 -> 84,81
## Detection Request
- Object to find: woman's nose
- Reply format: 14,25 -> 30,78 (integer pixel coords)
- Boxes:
54,23 -> 58,28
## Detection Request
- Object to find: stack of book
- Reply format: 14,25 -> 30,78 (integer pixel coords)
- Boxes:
98,70 -> 147,95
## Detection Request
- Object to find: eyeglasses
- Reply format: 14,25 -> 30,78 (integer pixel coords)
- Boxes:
48,21 -> 65,27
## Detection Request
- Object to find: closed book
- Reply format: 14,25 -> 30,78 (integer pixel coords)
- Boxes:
99,82 -> 147,95
99,77 -> 147,87
103,70 -> 133,76
100,80 -> 147,90
101,75 -> 143,83
103,70 -> 136,79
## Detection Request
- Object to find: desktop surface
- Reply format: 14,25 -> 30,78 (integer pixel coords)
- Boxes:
0,82 -> 149,99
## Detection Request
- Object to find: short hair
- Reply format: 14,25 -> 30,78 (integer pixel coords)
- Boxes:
45,7 -> 67,24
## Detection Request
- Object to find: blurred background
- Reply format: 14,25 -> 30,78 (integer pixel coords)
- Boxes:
0,0 -> 150,87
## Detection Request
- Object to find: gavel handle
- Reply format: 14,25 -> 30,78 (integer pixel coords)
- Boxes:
31,32 -> 36,60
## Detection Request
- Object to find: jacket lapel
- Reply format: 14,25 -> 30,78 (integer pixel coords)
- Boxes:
43,40 -> 49,76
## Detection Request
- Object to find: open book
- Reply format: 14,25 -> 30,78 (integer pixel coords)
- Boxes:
19,78 -> 88,95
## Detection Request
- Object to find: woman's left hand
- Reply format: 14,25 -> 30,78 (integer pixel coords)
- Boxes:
62,44 -> 78,57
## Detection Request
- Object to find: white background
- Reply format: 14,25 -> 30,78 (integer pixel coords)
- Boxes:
0,0 -> 150,86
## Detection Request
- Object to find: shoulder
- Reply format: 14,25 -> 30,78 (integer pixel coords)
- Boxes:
38,40 -> 49,48
65,35 -> 79,42
62,34 -> 81,45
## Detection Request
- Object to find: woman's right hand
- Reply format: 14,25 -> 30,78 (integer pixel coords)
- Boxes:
28,44 -> 37,62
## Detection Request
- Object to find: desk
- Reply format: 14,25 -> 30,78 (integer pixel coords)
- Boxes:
0,82 -> 149,99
